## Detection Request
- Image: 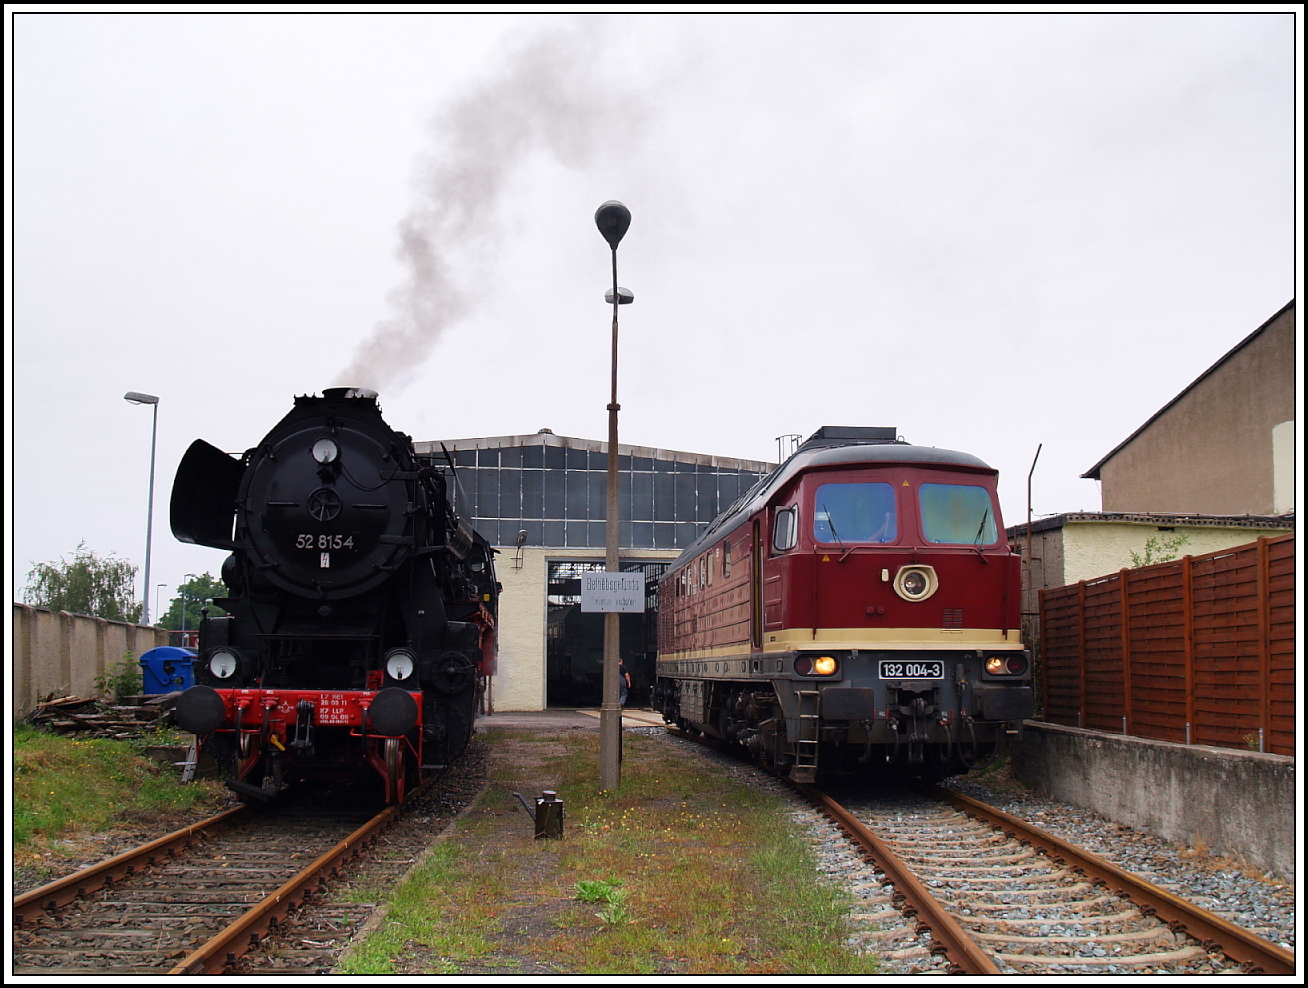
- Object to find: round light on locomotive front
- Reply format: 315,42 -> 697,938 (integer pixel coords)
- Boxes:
384,648 -> 417,682
893,565 -> 938,602
209,649 -> 239,680
985,654 -> 1029,676
312,437 -> 339,464
794,655 -> 839,677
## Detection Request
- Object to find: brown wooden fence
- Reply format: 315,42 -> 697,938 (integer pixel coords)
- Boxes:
1039,533 -> 1294,756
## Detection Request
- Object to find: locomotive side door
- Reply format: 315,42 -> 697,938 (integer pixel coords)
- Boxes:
750,519 -> 763,650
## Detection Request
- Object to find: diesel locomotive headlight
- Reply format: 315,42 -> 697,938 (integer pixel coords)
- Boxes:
795,655 -> 839,677
984,654 -> 1029,676
893,565 -> 938,602
209,648 -> 239,680
384,647 -> 417,682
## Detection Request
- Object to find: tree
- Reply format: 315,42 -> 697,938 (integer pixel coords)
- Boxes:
24,542 -> 143,622
1130,533 -> 1192,568
158,573 -> 229,631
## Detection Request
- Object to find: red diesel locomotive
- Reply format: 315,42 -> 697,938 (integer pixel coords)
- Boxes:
653,427 -> 1032,782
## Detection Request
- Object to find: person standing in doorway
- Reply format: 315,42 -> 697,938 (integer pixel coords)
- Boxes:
618,660 -> 631,707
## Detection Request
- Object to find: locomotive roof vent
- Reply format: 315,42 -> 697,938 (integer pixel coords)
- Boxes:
800,426 -> 901,451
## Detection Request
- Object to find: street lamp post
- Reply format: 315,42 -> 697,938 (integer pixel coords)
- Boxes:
124,392 -> 160,624
595,201 -> 632,791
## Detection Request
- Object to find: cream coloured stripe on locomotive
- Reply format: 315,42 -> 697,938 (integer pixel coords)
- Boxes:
763,626 -> 1023,649
663,626 -> 1022,664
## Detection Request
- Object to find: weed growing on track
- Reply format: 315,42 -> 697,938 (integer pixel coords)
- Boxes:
339,728 -> 880,975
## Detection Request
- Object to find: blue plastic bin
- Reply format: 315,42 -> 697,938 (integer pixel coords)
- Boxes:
139,646 -> 197,694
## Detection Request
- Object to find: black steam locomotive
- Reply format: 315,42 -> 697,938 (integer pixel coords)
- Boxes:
169,388 -> 498,803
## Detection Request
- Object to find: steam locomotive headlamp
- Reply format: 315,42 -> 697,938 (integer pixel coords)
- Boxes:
384,647 -> 417,683
209,648 -> 240,680
312,438 -> 339,464
893,565 -> 938,602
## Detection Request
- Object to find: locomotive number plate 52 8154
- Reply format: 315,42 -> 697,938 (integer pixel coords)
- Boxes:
879,660 -> 944,680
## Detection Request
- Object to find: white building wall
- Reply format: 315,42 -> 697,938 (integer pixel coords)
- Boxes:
1059,521 -> 1292,585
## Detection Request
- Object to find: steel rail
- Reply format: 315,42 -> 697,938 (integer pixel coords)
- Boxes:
791,782 -> 1001,975
167,801 -> 404,974
936,787 -> 1296,976
12,805 -> 247,927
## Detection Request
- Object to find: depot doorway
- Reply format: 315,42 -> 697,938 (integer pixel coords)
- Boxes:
545,560 -> 667,709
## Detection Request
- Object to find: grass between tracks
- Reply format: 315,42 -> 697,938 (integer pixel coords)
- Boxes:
339,729 -> 880,976
12,723 -> 228,877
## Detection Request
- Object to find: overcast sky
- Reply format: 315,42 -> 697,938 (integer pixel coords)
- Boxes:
7,9 -> 1300,618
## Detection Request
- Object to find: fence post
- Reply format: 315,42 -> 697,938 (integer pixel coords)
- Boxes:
1119,568 -> 1132,737
1077,579 -> 1087,729
1182,554 -> 1194,745
1257,536 -> 1271,749
1035,586 -> 1047,720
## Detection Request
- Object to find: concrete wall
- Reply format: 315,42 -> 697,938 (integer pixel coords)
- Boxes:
12,604 -> 170,716
1014,721 -> 1295,880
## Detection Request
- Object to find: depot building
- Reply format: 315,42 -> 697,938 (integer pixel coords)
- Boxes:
413,430 -> 772,711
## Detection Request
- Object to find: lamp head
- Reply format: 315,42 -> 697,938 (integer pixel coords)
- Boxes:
594,201 -> 631,249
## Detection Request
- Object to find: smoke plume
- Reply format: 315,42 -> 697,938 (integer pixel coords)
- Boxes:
337,21 -> 643,391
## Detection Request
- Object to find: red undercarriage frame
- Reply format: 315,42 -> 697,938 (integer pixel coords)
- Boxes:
211,688 -> 422,804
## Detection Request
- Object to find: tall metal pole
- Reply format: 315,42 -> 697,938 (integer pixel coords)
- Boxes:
125,392 -> 160,624
595,201 -> 631,792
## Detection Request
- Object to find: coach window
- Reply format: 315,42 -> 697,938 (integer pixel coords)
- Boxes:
723,539 -> 732,578
919,483 -> 998,545
814,482 -> 897,544
772,506 -> 797,552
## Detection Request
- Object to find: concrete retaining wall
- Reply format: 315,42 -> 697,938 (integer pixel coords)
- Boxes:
11,603 -> 170,716
1014,720 -> 1295,880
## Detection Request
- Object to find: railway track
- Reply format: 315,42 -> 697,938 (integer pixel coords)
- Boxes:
665,727 -> 1294,976
12,794 -> 403,975
803,784 -> 1295,975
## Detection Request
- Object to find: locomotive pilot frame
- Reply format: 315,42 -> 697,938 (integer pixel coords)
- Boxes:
169,388 -> 498,804
653,426 -> 1034,783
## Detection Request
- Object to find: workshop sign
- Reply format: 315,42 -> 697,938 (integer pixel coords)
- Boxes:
580,571 -> 646,613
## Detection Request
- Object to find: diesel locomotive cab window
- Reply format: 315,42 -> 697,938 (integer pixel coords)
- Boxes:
772,506 -> 797,552
919,483 -> 998,545
813,483 -> 897,544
